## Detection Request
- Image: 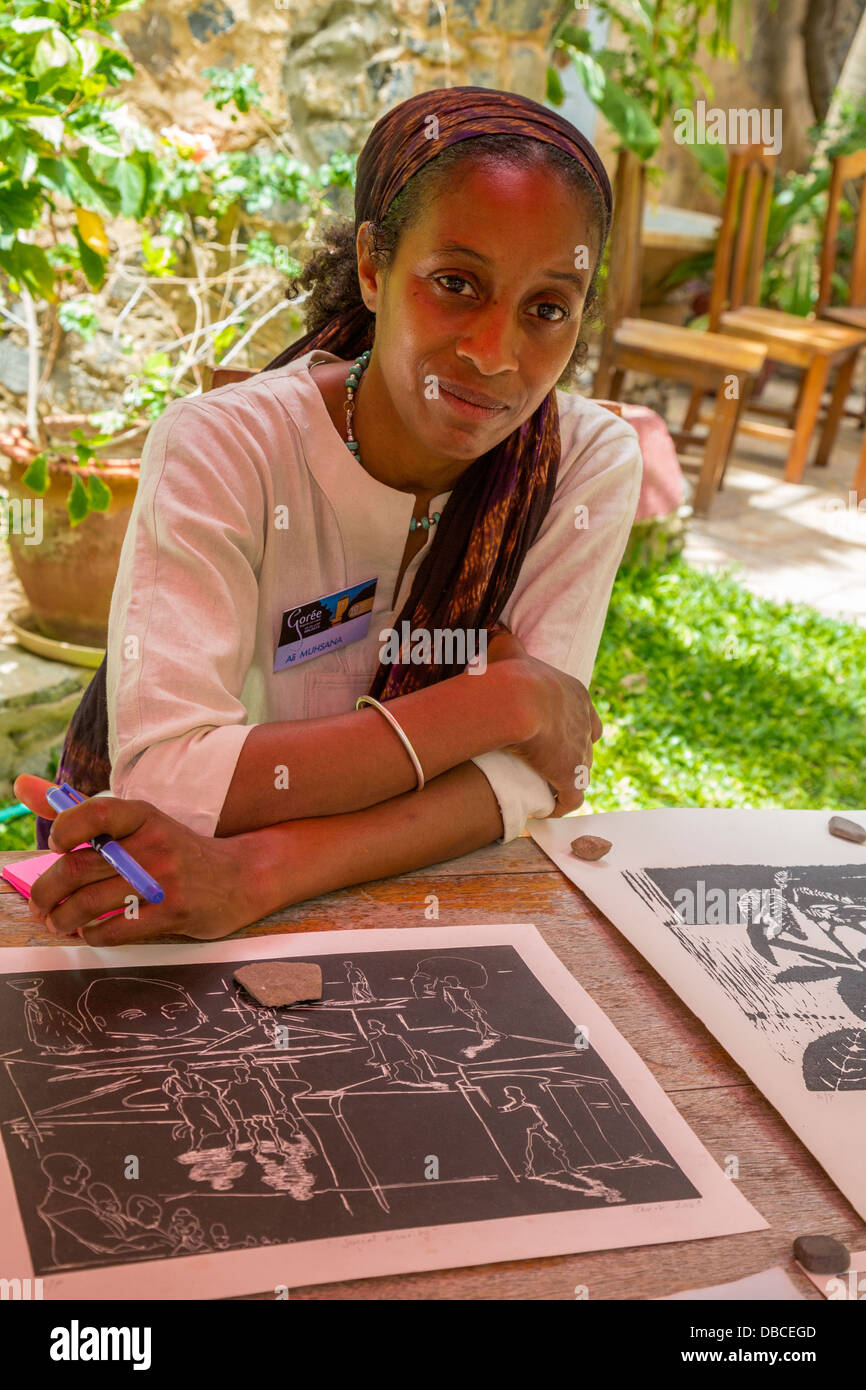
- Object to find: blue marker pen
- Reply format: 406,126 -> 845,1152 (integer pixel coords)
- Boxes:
44,781 -> 165,906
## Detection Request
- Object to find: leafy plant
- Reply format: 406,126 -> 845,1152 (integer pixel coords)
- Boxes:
3,17 -> 355,523
546,1 -> 744,161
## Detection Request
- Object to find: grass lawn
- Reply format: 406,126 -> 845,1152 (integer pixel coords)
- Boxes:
0,556 -> 863,854
588,555 -> 866,812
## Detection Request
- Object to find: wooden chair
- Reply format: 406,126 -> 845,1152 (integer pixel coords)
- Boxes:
686,148 -> 866,483
594,148 -> 767,515
816,147 -> 866,442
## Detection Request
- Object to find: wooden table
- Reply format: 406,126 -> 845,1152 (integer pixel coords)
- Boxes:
2,837 -> 862,1301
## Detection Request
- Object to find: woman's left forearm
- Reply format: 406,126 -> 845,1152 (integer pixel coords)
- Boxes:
239,761 -> 506,920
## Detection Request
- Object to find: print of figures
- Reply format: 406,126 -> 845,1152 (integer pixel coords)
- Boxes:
0,946 -> 697,1276
6,979 -> 87,1054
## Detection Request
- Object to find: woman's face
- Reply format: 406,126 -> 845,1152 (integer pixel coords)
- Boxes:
358,161 -> 601,463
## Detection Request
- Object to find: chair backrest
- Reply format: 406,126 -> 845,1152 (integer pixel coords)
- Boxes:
202,365 -> 258,392
707,147 -> 776,329
817,148 -> 866,313
592,148 -> 645,395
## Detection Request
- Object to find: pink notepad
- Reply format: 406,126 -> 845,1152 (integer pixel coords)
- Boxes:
2,846 -> 124,922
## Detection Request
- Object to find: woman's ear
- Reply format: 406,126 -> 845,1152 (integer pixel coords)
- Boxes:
355,222 -> 380,315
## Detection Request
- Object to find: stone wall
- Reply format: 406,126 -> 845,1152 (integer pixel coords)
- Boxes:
115,0 -> 560,165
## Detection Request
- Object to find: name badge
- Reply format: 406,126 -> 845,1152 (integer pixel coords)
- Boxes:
274,577 -> 378,672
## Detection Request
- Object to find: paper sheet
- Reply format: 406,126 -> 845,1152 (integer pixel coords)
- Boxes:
798,1249 -> 866,1300
0,923 -> 764,1299
661,1266 -> 805,1300
529,808 -> 866,1220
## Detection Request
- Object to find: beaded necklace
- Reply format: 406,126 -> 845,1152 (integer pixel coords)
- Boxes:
343,350 -> 441,534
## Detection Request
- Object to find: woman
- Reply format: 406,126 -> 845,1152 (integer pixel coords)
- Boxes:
18,86 -> 642,944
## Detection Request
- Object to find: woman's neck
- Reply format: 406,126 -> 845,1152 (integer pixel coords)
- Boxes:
316,356 -> 472,500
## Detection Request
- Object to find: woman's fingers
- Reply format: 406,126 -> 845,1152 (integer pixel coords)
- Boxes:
80,908 -> 178,947
29,847 -> 121,931
13,774 -> 58,820
46,793 -> 150,853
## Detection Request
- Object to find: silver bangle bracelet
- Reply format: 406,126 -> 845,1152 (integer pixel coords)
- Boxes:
356,695 -> 425,792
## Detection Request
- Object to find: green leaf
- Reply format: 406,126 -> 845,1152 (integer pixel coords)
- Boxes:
32,30 -> 76,79
86,473 -> 112,511
572,55 -> 660,159
0,241 -> 56,300
110,158 -> 146,217
72,225 -> 106,289
546,64 -> 565,107
21,452 -> 49,495
212,322 -> 237,355
67,472 -> 89,527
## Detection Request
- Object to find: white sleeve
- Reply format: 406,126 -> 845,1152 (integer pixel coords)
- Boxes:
106,397 -> 265,838
470,401 -> 643,844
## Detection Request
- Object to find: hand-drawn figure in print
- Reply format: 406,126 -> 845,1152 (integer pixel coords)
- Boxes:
210,1222 -> 231,1250
497,1087 -> 623,1202
344,960 -> 374,1002
442,975 -> 502,1054
162,1059 -> 237,1152
79,977 -> 207,1045
219,1057 -> 298,1152
364,1019 -> 426,1083
7,979 -> 87,1053
88,1182 -> 128,1235
410,965 -> 435,998
167,1206 -> 210,1253
126,1195 -> 170,1237
37,1154 -> 177,1265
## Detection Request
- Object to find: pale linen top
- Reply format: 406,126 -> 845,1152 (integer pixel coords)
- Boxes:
106,348 -> 643,842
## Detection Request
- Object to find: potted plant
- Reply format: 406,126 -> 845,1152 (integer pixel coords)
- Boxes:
0,8 -> 345,649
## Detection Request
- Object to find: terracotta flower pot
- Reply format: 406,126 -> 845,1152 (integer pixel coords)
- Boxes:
0,421 -> 141,647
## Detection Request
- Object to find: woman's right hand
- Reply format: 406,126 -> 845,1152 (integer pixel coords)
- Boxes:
485,625 -> 603,815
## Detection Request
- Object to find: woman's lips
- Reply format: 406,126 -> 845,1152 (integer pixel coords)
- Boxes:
438,384 -> 509,420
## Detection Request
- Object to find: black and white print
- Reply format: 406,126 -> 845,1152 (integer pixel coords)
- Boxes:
0,944 -> 699,1277
624,862 -> 866,1089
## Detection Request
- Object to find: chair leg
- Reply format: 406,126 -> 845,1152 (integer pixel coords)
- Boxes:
784,354 -> 830,483
693,388 -> 742,516
682,385 -> 704,433
716,375 -> 752,491
609,368 -> 625,401
814,353 -> 858,467
854,431 -> 866,503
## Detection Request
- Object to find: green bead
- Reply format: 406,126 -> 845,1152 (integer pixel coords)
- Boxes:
433,512 -> 440,522
346,440 -> 359,452
421,517 -> 430,530
409,517 -> 417,531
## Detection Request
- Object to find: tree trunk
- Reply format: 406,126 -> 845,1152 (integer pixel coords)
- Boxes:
803,0 -> 866,122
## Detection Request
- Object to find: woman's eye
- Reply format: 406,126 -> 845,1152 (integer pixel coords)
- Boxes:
434,274 -> 474,296
530,302 -> 571,323
433,276 -> 570,323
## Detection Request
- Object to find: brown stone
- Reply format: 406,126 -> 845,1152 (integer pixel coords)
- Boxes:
793,1234 -> 850,1275
570,835 -> 612,861
233,961 -> 323,1007
828,815 -> 866,844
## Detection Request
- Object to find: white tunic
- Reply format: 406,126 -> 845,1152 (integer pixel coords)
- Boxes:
106,349 -> 642,842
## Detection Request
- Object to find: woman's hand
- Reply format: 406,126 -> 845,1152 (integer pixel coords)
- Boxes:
485,626 -> 602,815
13,775 -> 273,945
